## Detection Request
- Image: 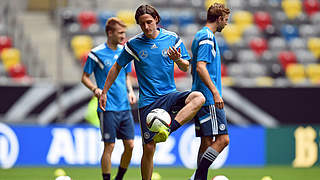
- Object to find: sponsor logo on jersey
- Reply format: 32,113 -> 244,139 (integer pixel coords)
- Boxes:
139,50 -> 148,59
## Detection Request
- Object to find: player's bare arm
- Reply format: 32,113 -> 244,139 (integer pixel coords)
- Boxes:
196,61 -> 224,109
167,46 -> 189,72
81,72 -> 102,98
126,74 -> 137,105
99,62 -> 122,111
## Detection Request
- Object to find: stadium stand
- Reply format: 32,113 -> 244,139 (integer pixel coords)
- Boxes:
53,0 -> 319,87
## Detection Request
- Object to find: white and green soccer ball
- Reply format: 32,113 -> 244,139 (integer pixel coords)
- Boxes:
146,108 -> 171,132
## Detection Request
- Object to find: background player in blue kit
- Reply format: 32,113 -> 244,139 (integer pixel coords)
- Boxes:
189,3 -> 231,180
99,5 -> 205,180
81,17 -> 136,180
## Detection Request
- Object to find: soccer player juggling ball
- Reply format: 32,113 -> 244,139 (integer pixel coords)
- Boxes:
99,5 -> 205,180
81,17 -> 136,180
189,3 -> 231,180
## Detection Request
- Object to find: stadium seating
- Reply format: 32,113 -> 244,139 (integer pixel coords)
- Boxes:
1,48 -> 21,70
0,36 -> 12,52
305,63 -> 320,84
71,35 -> 93,60
77,11 -> 97,30
303,0 -> 320,16
285,63 -> 306,84
57,0 -> 320,86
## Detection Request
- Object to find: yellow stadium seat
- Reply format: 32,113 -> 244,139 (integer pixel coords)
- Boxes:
306,64 -> 320,84
255,76 -> 274,87
222,76 -> 234,86
282,0 -> 302,19
307,37 -> 320,58
0,48 -> 21,70
286,64 -> 306,84
71,35 -> 93,59
233,11 -> 253,31
117,10 -> 136,27
221,24 -> 242,44
205,0 -> 226,10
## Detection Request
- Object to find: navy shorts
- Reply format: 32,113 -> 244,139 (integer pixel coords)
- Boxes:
194,105 -> 228,137
139,91 -> 191,144
98,110 -> 135,143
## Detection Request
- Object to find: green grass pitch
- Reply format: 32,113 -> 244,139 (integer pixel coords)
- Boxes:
0,166 -> 319,180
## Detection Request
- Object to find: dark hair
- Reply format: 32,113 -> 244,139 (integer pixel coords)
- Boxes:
207,3 -> 230,23
105,17 -> 126,36
135,4 -> 161,24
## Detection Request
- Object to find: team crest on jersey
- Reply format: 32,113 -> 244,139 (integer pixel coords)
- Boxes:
162,49 -> 168,57
104,59 -> 113,67
139,50 -> 148,59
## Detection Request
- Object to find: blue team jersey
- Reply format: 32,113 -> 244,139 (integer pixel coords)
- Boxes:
191,27 -> 222,106
117,28 -> 191,108
83,43 -> 131,112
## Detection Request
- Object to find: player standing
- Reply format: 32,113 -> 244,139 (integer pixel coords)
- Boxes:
99,5 -> 205,180
81,17 -> 136,180
190,3 -> 230,180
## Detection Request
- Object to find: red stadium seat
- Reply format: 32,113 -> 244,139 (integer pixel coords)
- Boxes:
8,63 -> 26,79
77,11 -> 97,30
254,11 -> 272,31
303,0 -> 320,16
174,64 -> 187,78
278,51 -> 297,70
221,63 -> 227,77
0,36 -> 12,52
80,52 -> 89,67
249,37 -> 268,56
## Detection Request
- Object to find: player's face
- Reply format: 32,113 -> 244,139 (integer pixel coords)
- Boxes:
109,24 -> 126,44
217,14 -> 229,32
138,14 -> 158,38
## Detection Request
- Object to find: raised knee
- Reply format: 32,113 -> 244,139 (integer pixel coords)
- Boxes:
193,91 -> 206,106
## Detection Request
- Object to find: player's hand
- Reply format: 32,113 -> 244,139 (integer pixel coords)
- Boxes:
128,91 -> 137,105
214,93 -> 224,109
99,93 -> 107,111
167,46 -> 181,62
93,88 -> 102,98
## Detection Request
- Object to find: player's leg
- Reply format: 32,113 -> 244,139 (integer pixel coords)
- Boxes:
141,142 -> 156,180
114,139 -> 134,180
138,105 -> 160,179
101,142 -> 115,180
99,111 -> 118,180
195,106 -> 229,180
115,111 -> 135,180
170,91 -> 205,133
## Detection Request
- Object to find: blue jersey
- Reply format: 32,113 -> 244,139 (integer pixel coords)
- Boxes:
117,28 -> 190,108
84,43 -> 131,112
191,27 -> 222,106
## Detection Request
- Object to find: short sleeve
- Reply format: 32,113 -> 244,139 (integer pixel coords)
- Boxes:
174,37 -> 191,60
124,61 -> 132,73
197,39 -> 215,63
83,54 -> 96,74
117,43 -> 135,67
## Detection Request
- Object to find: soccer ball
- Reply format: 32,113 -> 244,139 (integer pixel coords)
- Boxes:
212,175 -> 229,180
146,108 -> 171,132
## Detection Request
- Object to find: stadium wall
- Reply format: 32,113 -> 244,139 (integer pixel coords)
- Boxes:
0,84 -> 319,125
0,123 -> 319,169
